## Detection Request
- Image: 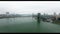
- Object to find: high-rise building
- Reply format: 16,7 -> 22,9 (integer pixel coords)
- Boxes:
54,12 -> 56,16
59,13 -> 60,16
6,12 -> 9,14
43,13 -> 45,16
6,12 -> 10,17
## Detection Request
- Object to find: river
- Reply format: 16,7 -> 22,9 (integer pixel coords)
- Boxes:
0,17 -> 60,33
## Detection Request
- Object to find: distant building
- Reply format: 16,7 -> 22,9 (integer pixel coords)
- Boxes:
44,13 -> 46,16
54,12 -> 56,16
59,13 -> 60,16
5,12 -> 10,17
52,12 -> 60,20
6,12 -> 9,14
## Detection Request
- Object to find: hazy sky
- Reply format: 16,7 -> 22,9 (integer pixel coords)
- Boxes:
0,1 -> 60,15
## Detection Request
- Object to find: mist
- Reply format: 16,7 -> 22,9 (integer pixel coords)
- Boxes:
0,1 -> 60,15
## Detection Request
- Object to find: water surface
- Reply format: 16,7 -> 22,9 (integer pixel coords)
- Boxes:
0,17 -> 60,33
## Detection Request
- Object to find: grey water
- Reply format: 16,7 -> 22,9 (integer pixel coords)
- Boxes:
0,17 -> 60,33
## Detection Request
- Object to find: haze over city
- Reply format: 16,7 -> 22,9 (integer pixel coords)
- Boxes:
0,1 -> 60,33
0,1 -> 60,15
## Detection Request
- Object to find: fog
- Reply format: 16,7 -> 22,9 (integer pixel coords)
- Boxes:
0,1 -> 60,15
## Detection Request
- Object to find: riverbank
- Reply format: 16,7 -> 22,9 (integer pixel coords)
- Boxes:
52,20 -> 60,25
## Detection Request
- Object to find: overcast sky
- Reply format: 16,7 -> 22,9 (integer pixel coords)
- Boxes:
0,1 -> 60,15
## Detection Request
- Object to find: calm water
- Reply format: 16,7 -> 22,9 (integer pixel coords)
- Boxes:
0,17 -> 60,33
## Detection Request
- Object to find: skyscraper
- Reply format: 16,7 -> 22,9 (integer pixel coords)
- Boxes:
6,12 -> 9,15
54,12 -> 56,16
6,12 -> 10,17
59,13 -> 60,16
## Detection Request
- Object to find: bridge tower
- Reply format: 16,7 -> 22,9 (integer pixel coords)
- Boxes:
37,13 -> 41,23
